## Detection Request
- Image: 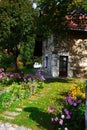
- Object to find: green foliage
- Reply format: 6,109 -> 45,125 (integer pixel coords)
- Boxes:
0,92 -> 11,108
78,102 -> 85,116
82,0 -> 87,10
0,78 -> 85,129
9,82 -> 29,101
0,77 -> 13,86
76,81 -> 85,93
34,56 -> 42,64
68,103 -> 85,130
0,80 -> 37,109
38,0 -> 87,37
0,51 -> 14,69
0,0 -> 38,69
21,79 -> 38,95
0,73 -> 44,109
20,38 -> 35,66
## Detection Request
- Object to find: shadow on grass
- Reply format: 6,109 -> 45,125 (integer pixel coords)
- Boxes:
44,78 -> 74,84
23,107 -> 57,130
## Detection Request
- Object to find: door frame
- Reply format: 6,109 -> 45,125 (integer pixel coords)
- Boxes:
59,56 -> 68,77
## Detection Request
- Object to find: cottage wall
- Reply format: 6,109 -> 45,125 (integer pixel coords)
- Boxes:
70,38 -> 87,77
42,34 -> 54,73
42,31 -> 87,78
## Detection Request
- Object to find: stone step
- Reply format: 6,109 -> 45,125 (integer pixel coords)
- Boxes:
3,115 -> 14,120
4,111 -> 20,117
0,121 -> 32,130
2,109 -> 22,120
15,108 -> 22,112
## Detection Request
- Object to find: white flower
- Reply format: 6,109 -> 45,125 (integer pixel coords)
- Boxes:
61,114 -> 65,119
64,127 -> 68,130
51,118 -> 54,122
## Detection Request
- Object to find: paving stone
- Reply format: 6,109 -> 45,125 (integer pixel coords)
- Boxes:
3,115 -> 14,120
13,124 -> 18,128
39,94 -> 44,97
7,126 -> 16,130
15,108 -> 22,112
0,121 -> 32,130
0,124 -> 5,127
0,122 -> 3,126
4,111 -> 20,117
0,124 -> 6,130
4,123 -> 12,127
0,127 -> 6,130
16,126 -> 27,130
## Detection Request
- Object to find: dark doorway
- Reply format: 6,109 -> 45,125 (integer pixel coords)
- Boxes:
34,40 -> 42,56
59,56 -> 68,77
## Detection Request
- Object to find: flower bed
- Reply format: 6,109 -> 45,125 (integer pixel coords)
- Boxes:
0,68 -> 45,110
48,81 -> 85,130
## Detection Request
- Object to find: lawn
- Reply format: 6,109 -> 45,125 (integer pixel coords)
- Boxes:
0,77 -> 85,130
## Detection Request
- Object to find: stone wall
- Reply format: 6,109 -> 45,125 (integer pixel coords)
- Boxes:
42,31 -> 87,78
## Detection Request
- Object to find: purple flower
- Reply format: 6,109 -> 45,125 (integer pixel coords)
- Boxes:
73,102 -> 77,106
0,68 -> 4,73
6,73 -> 14,78
64,109 -> 69,115
66,114 -> 71,119
35,70 -> 45,81
66,95 -> 73,105
59,119 -> 63,125
68,98 -> 73,105
24,74 -> 34,80
39,75 -> 45,80
77,99 -> 82,104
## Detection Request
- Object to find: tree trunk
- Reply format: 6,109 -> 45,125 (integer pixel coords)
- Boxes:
13,48 -> 19,72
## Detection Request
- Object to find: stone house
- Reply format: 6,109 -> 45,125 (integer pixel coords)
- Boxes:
42,11 -> 87,78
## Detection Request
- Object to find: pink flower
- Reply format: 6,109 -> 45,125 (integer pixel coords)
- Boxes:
59,119 -> 63,125
48,106 -> 56,113
55,117 -> 58,121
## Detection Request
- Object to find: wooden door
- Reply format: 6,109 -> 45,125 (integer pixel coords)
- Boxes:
59,56 -> 68,77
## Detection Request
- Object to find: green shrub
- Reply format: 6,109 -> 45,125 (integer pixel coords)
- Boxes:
0,92 -> 11,108
21,79 -> 38,95
0,51 -> 14,70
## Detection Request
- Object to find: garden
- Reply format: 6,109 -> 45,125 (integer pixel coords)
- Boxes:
0,67 -> 85,130
0,1 -> 87,129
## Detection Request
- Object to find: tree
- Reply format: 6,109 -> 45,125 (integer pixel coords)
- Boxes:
20,38 -> 35,66
38,0 -> 87,37
0,0 -> 38,71
82,0 -> 87,10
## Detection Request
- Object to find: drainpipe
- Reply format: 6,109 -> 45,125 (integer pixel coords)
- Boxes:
85,80 -> 87,130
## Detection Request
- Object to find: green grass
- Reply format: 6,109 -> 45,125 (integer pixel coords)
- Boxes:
0,78 -> 85,130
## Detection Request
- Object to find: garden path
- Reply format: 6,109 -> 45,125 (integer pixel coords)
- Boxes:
0,121 -> 32,130
0,108 -> 32,130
